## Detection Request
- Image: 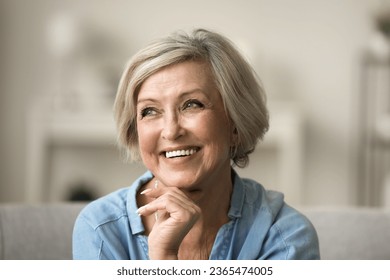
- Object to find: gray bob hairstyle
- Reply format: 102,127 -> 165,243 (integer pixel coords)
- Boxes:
114,28 -> 269,168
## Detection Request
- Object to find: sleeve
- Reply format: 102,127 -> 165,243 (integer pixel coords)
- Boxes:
259,207 -> 321,260
72,214 -> 104,260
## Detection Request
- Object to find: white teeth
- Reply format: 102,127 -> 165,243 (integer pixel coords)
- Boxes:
165,148 -> 197,158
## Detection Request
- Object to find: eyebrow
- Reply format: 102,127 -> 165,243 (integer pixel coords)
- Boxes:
136,97 -> 159,105
136,89 -> 207,105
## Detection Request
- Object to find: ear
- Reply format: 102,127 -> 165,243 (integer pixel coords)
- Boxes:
230,126 -> 239,147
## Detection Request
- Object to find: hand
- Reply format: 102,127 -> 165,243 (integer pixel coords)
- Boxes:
137,182 -> 201,259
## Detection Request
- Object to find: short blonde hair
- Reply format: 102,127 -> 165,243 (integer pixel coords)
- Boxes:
114,29 -> 269,168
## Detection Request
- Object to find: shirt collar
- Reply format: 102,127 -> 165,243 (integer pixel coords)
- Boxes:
127,170 -> 154,235
227,169 -> 246,219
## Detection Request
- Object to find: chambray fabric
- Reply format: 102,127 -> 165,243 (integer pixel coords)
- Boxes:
72,170 -> 320,260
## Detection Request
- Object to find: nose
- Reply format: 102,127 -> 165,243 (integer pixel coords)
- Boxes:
161,111 -> 184,140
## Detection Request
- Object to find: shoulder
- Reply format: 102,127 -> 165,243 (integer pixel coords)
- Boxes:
76,170 -> 153,229
240,176 -> 315,231
239,176 -> 285,218
76,187 -> 130,230
238,176 -> 320,259
266,202 -> 320,259
72,187 -> 132,259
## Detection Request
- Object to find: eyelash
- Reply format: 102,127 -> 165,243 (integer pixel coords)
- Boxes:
182,99 -> 204,110
140,107 -> 156,118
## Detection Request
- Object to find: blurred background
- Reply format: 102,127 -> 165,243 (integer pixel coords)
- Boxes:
1,0 -> 390,208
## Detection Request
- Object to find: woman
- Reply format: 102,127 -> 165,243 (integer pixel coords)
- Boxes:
72,29 -> 320,260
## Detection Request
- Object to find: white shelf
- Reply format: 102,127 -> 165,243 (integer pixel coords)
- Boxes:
46,112 -> 117,144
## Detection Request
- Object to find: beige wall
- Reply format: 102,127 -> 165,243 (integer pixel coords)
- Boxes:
0,0 -> 383,206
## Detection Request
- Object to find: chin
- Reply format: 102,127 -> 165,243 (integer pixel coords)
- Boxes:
163,175 -> 198,189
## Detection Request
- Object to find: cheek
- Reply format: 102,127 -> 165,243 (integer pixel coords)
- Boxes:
137,123 -> 158,156
196,114 -> 232,152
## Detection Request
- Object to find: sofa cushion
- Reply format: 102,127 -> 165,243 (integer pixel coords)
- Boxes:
0,203 -> 85,260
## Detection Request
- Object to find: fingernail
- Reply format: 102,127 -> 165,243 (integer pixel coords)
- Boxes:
140,189 -> 152,195
137,205 -> 148,214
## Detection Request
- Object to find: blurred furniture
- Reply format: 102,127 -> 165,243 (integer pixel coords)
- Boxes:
1,203 -> 389,260
25,106 -> 117,203
359,41 -> 390,207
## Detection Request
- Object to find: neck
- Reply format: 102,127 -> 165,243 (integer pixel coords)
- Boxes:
187,166 -> 233,217
178,214 -> 227,259
178,168 -> 234,259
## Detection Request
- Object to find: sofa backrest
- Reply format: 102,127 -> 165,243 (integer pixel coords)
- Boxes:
302,207 -> 390,260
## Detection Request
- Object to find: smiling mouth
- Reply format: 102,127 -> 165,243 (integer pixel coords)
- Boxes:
165,147 -> 200,158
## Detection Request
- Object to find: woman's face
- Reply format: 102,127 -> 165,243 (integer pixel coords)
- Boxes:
136,60 -> 233,192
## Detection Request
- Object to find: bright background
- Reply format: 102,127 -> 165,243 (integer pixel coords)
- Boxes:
1,0 -> 390,208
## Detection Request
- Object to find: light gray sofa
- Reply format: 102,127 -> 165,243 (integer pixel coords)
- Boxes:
303,207 -> 390,259
0,203 -> 389,259
0,203 -> 85,260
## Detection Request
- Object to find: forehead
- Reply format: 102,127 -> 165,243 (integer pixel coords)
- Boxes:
138,60 -> 215,94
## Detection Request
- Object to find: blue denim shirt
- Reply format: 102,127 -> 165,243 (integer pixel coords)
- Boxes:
73,170 -> 320,259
